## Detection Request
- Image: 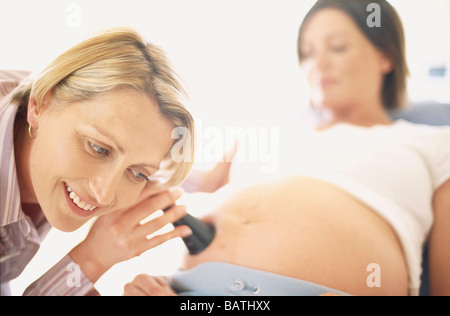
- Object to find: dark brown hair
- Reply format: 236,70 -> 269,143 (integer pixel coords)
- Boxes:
298,0 -> 409,110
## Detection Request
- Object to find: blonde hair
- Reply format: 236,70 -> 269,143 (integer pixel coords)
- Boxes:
11,27 -> 195,186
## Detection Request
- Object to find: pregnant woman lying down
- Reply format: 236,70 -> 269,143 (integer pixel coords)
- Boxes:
125,121 -> 450,296
123,0 -> 450,296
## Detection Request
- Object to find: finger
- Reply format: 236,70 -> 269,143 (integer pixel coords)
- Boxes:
112,182 -> 167,218
126,274 -> 176,296
139,225 -> 192,254
221,139 -> 240,162
102,179 -> 170,220
124,187 -> 185,224
153,276 -> 177,296
135,179 -> 167,204
123,283 -> 147,296
136,204 -> 188,237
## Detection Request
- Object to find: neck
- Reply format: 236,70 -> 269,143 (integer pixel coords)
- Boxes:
14,117 -> 38,205
316,102 -> 392,130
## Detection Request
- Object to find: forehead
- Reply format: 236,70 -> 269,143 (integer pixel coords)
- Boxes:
81,89 -> 164,135
68,89 -> 174,166
301,8 -> 362,43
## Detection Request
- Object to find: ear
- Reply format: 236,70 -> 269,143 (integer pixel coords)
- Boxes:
379,52 -> 394,75
27,92 -> 51,127
27,95 -> 40,127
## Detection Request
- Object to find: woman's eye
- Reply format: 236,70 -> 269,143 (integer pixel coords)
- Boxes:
300,51 -> 312,60
299,46 -> 313,60
131,169 -> 150,182
89,141 -> 110,156
330,44 -> 348,52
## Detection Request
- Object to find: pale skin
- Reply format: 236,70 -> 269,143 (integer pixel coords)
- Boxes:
14,88 -> 193,284
428,179 -> 450,296
299,9 -> 394,129
123,8 -> 450,296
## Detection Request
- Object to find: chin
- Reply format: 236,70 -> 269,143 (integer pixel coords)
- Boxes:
314,99 -> 349,114
53,221 -> 85,233
43,207 -> 87,233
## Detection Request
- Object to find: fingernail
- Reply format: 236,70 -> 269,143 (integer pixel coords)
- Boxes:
182,226 -> 193,237
171,187 -> 184,198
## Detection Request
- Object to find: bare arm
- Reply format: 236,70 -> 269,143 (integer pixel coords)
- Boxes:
429,179 -> 450,296
181,142 -> 239,193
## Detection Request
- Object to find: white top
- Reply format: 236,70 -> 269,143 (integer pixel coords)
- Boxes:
280,120 -> 450,295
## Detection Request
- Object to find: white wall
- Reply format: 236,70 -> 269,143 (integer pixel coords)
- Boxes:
390,0 -> 450,103
0,0 -> 312,127
2,0 -> 448,124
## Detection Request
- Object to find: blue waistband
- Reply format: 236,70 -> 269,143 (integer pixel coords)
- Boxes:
169,262 -> 349,296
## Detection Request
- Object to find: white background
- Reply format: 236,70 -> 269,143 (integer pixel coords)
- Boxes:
1,0 -> 449,125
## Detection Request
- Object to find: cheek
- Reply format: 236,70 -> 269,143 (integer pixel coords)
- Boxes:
95,183 -> 145,219
30,131 -> 92,202
116,183 -> 143,208
334,57 -> 378,102
341,48 -> 382,83
29,132 -> 64,190
35,137 -> 85,178
336,51 -> 366,79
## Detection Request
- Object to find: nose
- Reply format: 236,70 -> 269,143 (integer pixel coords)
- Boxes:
89,169 -> 123,206
304,49 -> 330,77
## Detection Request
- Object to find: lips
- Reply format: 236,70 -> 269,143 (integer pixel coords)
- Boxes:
314,78 -> 337,88
64,183 -> 98,213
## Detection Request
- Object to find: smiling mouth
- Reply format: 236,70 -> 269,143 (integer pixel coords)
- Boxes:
65,184 -> 98,212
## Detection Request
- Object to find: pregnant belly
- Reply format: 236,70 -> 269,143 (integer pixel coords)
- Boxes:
182,176 -> 408,295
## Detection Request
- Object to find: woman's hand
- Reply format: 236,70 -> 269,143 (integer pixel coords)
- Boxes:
123,274 -> 177,296
182,141 -> 239,193
69,187 -> 192,283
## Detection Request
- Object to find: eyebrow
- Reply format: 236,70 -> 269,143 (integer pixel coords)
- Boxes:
301,31 -> 350,45
88,124 -> 160,171
90,124 -> 124,152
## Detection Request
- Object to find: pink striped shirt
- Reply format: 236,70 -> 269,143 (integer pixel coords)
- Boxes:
0,70 -> 98,296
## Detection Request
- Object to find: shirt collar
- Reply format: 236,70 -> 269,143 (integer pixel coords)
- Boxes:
1,99 -> 24,226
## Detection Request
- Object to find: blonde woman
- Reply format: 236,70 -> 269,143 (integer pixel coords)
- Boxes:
0,28 -> 196,295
